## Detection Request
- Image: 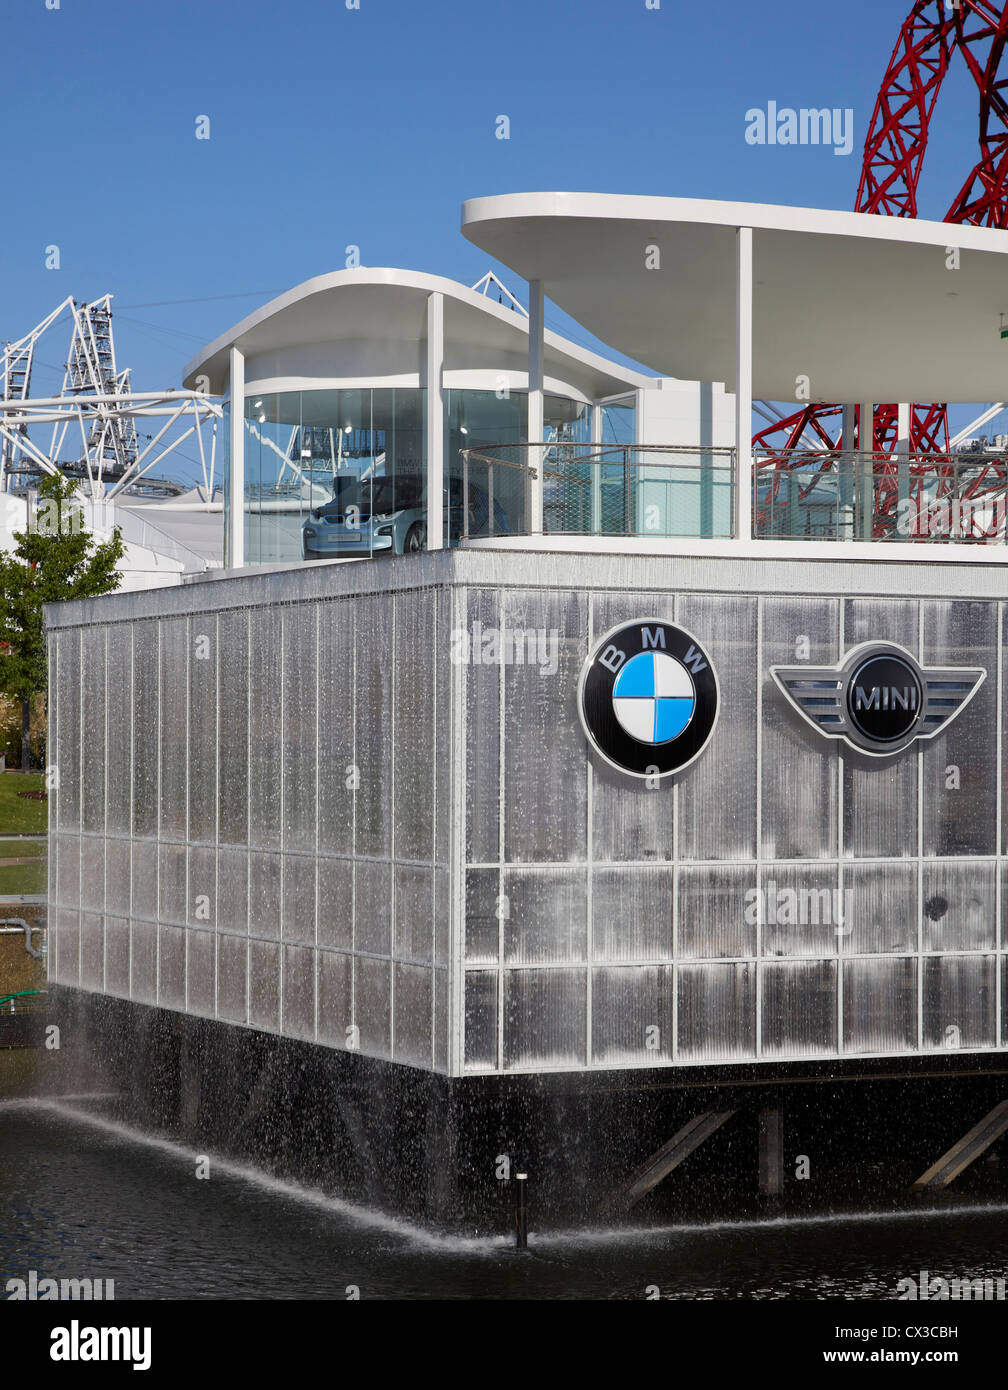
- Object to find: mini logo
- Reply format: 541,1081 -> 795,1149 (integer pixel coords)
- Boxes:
772,641 -> 985,756
578,619 -> 719,778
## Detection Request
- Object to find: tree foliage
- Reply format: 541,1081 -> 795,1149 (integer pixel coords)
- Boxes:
0,472 -> 125,702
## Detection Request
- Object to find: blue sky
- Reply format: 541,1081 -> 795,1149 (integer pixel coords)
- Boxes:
0,0 -> 993,459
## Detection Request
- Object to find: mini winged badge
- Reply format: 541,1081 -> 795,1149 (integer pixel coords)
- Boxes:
771,641 -> 986,757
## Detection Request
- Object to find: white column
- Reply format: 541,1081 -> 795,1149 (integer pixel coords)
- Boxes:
227,345 -> 244,569
859,400 -> 874,540
425,292 -> 444,550
896,401 -> 911,538
527,278 -> 545,534
840,403 -> 857,537
590,400 -> 602,535
734,227 -> 753,542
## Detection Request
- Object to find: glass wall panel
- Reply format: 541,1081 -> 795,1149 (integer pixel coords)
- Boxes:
842,863 -> 917,955
249,607 -> 282,851
922,601 -> 996,856
842,599 -> 918,857
355,956 -> 392,1058
503,968 -> 587,1069
591,965 -> 674,1064
677,866 -> 756,959
923,955 -> 995,1049
464,970 -> 498,1070
317,950 -> 351,1046
393,963 -> 432,1068
677,963 -> 755,1060
106,627 -> 132,836
503,590 -> 587,862
217,610 -> 249,845
318,599 -> 355,856
282,944 -> 315,1040
592,868 -> 674,962
81,628 -> 106,835
677,595 -> 757,861
282,605 -> 317,849
445,388 -> 526,539
354,593 -> 392,857
465,589 -> 500,864
394,591 -> 435,861
761,961 -> 837,1056
842,957 -> 917,1053
132,623 -> 159,838
761,863 -> 841,958
55,630 -> 81,832
217,934 -> 248,1024
465,868 -> 500,964
502,869 -> 587,964
189,614 -> 218,843
922,860 -> 995,952
761,598 -> 839,859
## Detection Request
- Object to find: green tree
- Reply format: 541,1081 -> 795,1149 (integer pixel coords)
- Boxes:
0,472 -> 125,770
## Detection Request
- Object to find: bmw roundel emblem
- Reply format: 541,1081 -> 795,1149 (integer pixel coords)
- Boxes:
578,619 -> 720,778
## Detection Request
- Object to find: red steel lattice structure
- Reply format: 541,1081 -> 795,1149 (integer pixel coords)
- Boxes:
753,0 -> 1008,537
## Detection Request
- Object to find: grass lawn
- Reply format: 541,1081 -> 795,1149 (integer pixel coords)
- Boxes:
0,861 -> 46,894
0,774 -> 48,836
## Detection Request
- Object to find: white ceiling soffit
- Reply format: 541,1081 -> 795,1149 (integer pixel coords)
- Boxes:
182,267 -> 650,399
461,192 -> 1008,403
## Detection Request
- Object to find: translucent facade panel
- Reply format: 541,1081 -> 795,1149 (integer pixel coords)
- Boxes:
503,969 -> 587,1070
677,595 -> 757,861
761,598 -> 838,859
217,610 -> 249,846
158,843 -> 187,926
186,846 -> 216,928
393,591 -> 435,861
354,594 -> 393,857
922,860 -> 995,952
316,858 -> 352,950
842,599 -> 918,858
158,925 -> 186,1009
922,601 -> 996,856
393,963 -> 433,1068
187,929 -> 215,1016
55,629 -> 81,832
132,623 -> 159,838
503,590 -> 587,863
80,628 -> 106,835
317,950 -> 351,1046
355,859 -> 391,956
465,868 -> 500,964
434,867 -> 451,968
677,963 -> 755,1061
394,864 -> 432,964
464,970 -> 498,1070
591,966 -> 674,1064
281,853 -> 316,946
130,922 -> 157,1003
189,614 -> 218,844
590,592 -> 678,862
80,913 -> 104,990
131,842 -> 157,923
249,940 -> 280,1032
502,869 -> 587,965
843,863 -> 917,955
217,847 -> 249,935
105,917 -> 130,996
55,835 -> 80,910
434,590 -> 452,870
105,838 -> 131,915
317,601 -> 355,856
677,866 -> 756,960
282,605 -> 317,848
355,956 -> 392,1059
761,961 -> 837,1056
55,909 -> 79,986
591,868 -> 674,962
761,864 -> 841,958
465,589 -> 500,864
105,627 -> 133,835
923,955 -> 995,1050
217,934 -> 249,1025
248,852 -> 281,940
434,968 -> 449,1072
282,944 -> 315,1040
843,957 -> 917,1054
158,619 -> 187,838
248,607 -> 282,850
79,838 -> 105,914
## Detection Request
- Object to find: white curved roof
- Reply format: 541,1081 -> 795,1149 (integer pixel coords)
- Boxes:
183,266 -> 650,400
461,192 -> 1008,402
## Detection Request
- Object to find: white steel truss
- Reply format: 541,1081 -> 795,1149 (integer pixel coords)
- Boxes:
0,295 -> 222,501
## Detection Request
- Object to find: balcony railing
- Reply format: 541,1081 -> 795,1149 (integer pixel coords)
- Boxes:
459,443 -> 1008,544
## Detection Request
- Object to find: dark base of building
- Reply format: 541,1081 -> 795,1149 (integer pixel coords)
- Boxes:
43,986 -> 1008,1233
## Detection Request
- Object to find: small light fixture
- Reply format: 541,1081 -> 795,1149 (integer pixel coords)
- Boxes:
344,424 -> 353,434
460,425 -> 468,435
301,449 -> 311,458
253,399 -> 263,408
258,413 -> 266,423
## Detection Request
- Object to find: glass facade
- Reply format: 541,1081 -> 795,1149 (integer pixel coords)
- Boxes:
46,560 -> 1008,1078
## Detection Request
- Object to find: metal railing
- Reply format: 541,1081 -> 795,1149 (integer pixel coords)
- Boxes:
459,443 -> 738,540
754,449 -> 1008,543
459,443 -> 1008,545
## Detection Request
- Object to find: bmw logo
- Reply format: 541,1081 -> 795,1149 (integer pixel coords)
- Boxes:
578,619 -> 720,778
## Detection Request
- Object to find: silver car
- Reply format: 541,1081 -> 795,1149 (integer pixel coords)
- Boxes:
301,475 -> 509,559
